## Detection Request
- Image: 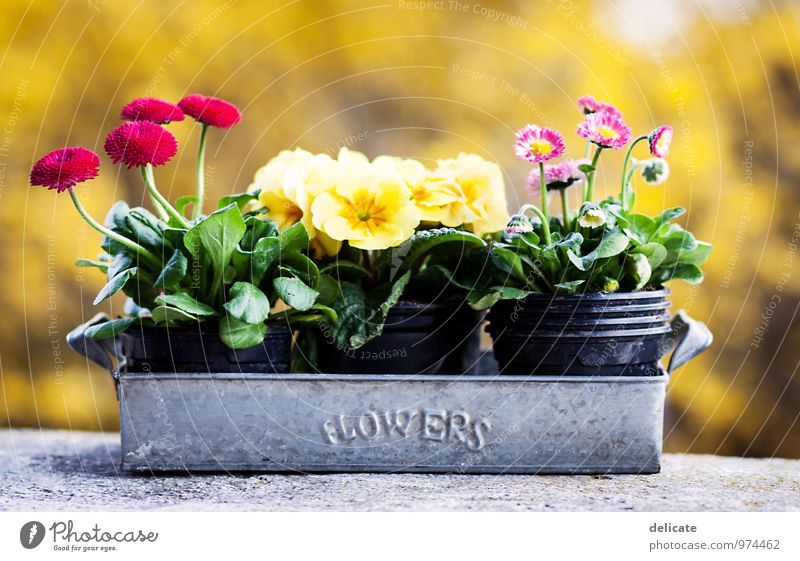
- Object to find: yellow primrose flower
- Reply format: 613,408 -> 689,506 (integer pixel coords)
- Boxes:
431,153 -> 509,235
250,148 -> 335,235
374,155 -> 480,227
311,164 -> 420,250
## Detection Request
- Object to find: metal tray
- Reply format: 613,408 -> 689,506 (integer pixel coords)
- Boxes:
67,312 -> 712,475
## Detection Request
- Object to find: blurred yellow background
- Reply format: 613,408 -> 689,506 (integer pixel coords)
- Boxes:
0,0 -> 797,457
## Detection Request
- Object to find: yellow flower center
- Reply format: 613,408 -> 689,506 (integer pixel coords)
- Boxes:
345,191 -> 386,233
528,140 -> 553,156
597,126 -> 619,139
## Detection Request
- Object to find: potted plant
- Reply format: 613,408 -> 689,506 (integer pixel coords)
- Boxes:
469,95 -> 712,375
248,147 -> 509,374
37,95 -> 324,373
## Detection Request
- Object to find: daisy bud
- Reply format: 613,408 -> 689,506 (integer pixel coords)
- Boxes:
641,158 -> 670,185
505,214 -> 534,235
577,206 -> 607,229
602,277 -> 620,293
648,125 -> 673,158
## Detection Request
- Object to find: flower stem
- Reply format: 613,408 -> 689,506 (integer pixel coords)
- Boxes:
140,164 -> 190,229
584,146 -> 603,202
69,189 -> 162,270
559,188 -> 571,231
519,202 -> 551,247
193,124 -> 209,221
538,162 -> 552,246
619,135 -> 648,210
141,167 -> 170,223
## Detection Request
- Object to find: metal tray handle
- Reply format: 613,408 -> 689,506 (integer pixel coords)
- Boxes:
667,310 -> 713,375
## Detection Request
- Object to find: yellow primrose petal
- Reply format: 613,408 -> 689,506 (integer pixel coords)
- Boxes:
373,155 -> 427,187
312,229 -> 343,257
337,147 -> 370,167
311,191 -> 348,232
433,153 -> 509,235
258,188 -> 309,232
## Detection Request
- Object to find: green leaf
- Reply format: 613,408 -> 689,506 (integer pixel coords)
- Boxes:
375,270 -> 411,319
175,195 -> 198,217
151,305 -> 200,325
155,293 -> 216,316
278,222 -> 311,252
94,267 -> 137,305
75,258 -> 108,272
554,280 -> 585,294
468,285 -> 530,310
273,276 -> 318,311
218,192 -> 258,211
153,249 -> 188,291
104,200 -> 130,229
326,282 -> 368,349
223,281 -> 270,324
84,317 -> 136,340
678,241 -> 712,265
400,228 -> 486,271
661,263 -> 704,284
316,273 -> 340,306
219,314 -> 267,349
664,229 -> 698,254
163,227 -> 188,251
280,251 -> 320,287
633,242 -> 668,270
320,260 -> 371,281
626,253 -> 652,290
184,203 -> 247,298
490,246 -> 527,282
622,214 -> 658,244
276,304 -> 338,326
125,210 -> 165,250
578,163 -> 595,173
251,236 -> 281,285
655,207 -> 686,226
241,215 -> 279,252
108,253 -> 134,279
123,297 -> 149,318
567,228 -> 629,271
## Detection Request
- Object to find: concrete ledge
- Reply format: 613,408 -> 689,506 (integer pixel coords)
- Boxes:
1,429 -> 798,511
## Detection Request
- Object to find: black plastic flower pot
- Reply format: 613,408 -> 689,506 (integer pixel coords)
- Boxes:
120,323 -> 292,373
313,300 -> 485,375
487,289 -> 692,376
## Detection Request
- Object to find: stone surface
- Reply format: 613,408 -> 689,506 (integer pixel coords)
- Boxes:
0,429 -> 798,511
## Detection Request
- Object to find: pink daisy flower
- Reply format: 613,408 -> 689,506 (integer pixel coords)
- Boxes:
527,159 -> 589,194
648,125 -> 673,158
121,97 -> 184,124
577,95 -> 621,116
178,94 -> 241,128
30,147 -> 100,193
104,121 -> 178,168
577,110 -> 632,150
514,125 -> 565,163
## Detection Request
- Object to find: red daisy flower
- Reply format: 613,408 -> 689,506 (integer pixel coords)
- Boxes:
30,147 -> 100,192
178,94 -> 241,128
104,121 -> 178,168
121,97 -> 185,124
